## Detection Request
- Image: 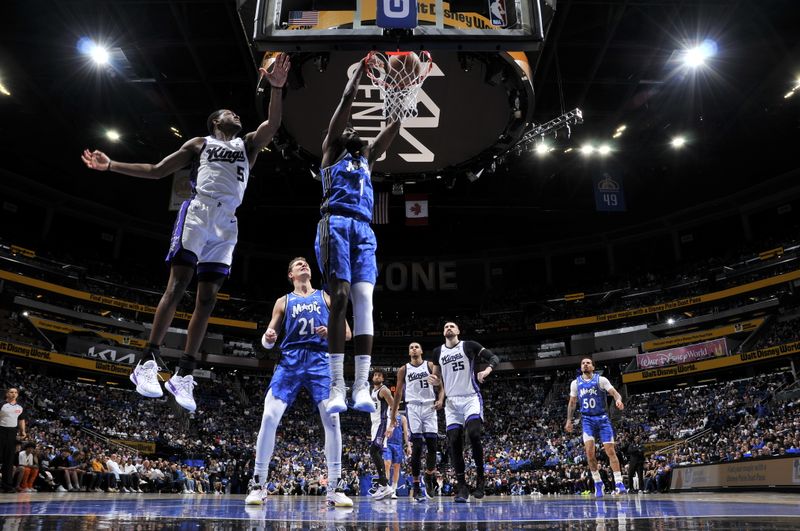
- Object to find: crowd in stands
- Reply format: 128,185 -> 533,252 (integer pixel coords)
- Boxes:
2,354 -> 798,497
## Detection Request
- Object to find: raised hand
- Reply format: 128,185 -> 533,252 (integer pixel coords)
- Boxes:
260,53 -> 290,88
81,149 -> 110,171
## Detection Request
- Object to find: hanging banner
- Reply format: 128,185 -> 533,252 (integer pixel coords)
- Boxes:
593,172 -> 626,212
636,339 -> 727,369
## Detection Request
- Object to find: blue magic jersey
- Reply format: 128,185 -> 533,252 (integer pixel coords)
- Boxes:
280,290 -> 329,352
575,374 -> 608,416
320,153 -> 373,221
387,415 -> 404,446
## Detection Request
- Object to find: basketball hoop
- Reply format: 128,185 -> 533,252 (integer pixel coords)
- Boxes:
365,51 -> 433,123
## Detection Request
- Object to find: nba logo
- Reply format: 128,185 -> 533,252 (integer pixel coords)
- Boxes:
489,0 -> 508,27
377,0 -> 418,29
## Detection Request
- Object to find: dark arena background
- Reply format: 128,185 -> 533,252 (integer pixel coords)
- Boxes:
1,0 -> 800,529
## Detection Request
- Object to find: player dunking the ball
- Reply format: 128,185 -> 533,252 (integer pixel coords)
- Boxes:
388,341 -> 440,501
246,257 -> 353,507
317,55 -> 401,415
430,322 -> 499,503
81,55 -> 290,411
564,357 -> 628,497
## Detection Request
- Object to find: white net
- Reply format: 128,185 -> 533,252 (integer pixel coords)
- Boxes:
365,51 -> 434,123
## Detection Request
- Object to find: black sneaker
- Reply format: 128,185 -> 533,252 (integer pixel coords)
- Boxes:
472,479 -> 485,499
412,485 -> 425,502
454,482 -> 470,503
424,474 -> 436,499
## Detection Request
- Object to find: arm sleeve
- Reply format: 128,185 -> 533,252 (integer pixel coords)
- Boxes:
464,341 -> 500,369
598,376 -> 614,392
569,380 -> 578,397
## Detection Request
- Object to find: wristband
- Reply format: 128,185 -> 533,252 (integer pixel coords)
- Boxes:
261,333 -> 276,349
106,160 -> 112,171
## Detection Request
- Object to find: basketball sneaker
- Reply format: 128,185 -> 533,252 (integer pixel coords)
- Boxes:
371,484 -> 393,500
454,482 -> 470,503
412,485 -> 425,502
614,482 -> 627,494
324,385 -> 347,414
472,479 -> 485,499
130,360 -> 163,398
594,482 -> 604,498
352,380 -> 376,412
326,490 -> 354,507
245,477 -> 267,505
166,374 -> 197,412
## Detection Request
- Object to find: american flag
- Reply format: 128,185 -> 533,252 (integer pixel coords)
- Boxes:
372,191 -> 390,225
288,10 -> 319,25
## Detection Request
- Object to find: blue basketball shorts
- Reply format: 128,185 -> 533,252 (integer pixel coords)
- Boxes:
382,443 -> 404,464
581,414 -> 615,444
315,214 -> 377,287
268,348 -> 330,406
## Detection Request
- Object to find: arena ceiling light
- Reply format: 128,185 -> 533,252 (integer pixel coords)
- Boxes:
535,142 -> 549,156
580,144 -> 594,156
170,126 -> 183,139
105,129 -> 121,142
785,78 -> 800,99
671,135 -> 687,149
78,37 -> 110,66
597,144 -> 612,156
0,81 -> 10,96
682,39 -> 718,68
667,318 -> 675,325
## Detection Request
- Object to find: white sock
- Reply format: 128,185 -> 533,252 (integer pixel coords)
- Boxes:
392,481 -> 398,490
354,355 -> 371,385
254,390 -> 288,484
330,353 -> 345,390
317,402 -> 342,484
591,471 -> 602,483
613,471 -> 623,484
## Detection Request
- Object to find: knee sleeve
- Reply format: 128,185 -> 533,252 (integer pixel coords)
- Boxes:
254,390 -> 288,481
425,438 -> 438,471
350,282 -> 374,336
466,419 -> 482,444
411,439 -> 424,477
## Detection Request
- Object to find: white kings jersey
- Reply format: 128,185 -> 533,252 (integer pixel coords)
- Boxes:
404,361 -> 436,404
192,135 -> 250,210
434,340 -> 499,398
370,385 -> 390,426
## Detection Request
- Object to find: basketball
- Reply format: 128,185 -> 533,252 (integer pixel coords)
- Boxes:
388,53 -> 422,87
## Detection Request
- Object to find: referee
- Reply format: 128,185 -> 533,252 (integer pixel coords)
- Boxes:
1,387 -> 26,493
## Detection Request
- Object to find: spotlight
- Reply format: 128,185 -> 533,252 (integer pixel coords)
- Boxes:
563,147 -> 573,153
667,318 -> 675,325
22,311 -> 29,317
90,44 -> 110,65
597,144 -> 611,156
671,136 -> 687,149
0,81 -> 10,97
616,124 -> 626,132
682,39 -> 717,68
105,129 -> 121,142
580,144 -> 594,156
535,142 -> 549,156
612,131 -> 623,139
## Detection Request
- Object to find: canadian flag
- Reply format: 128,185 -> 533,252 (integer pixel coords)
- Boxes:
405,194 -> 429,226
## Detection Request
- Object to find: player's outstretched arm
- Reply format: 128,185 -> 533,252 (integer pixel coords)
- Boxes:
366,120 -> 401,167
261,296 -> 287,349
245,53 -> 290,162
81,138 -> 204,180
322,59 -> 367,157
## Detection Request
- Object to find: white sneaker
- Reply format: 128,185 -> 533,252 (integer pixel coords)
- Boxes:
352,381 -> 376,412
324,386 -> 347,414
326,490 -> 353,507
130,360 -> 163,398
166,374 -> 197,412
56,485 -> 67,492
391,491 -> 398,499
371,484 -> 393,500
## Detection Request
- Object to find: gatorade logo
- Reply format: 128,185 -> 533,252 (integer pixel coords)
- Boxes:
383,0 -> 410,18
